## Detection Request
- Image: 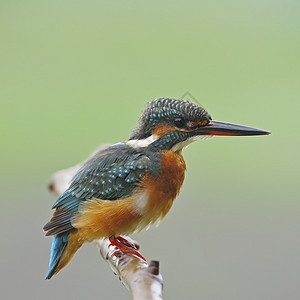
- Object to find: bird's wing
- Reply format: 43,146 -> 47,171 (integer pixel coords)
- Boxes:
43,143 -> 156,236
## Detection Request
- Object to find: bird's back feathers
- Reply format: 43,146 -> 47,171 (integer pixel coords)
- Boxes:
44,143 -> 161,237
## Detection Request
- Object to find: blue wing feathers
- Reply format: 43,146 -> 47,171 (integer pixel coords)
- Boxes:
43,194 -> 82,236
52,191 -> 73,208
44,144 -> 159,236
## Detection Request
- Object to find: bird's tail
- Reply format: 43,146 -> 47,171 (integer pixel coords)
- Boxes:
45,231 -> 83,279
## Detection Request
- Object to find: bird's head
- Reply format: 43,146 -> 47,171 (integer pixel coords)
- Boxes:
128,98 -> 270,152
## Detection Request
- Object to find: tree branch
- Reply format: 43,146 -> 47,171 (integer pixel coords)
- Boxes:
97,238 -> 163,300
48,148 -> 164,300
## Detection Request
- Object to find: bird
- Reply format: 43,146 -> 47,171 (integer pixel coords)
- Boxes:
43,98 -> 270,279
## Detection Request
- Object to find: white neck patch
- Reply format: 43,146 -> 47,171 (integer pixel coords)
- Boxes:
171,135 -> 213,152
126,134 -> 159,148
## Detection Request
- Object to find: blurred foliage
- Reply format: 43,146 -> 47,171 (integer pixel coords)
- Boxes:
1,1 -> 299,201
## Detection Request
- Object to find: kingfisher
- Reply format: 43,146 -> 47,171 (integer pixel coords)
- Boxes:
44,98 -> 270,279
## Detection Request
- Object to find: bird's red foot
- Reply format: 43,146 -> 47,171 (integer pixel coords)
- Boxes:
109,236 -> 146,261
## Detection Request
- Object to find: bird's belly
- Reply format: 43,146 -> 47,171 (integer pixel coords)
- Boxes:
72,191 -> 174,243
73,197 -> 143,242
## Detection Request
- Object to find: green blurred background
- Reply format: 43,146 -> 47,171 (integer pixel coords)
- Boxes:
1,0 -> 299,299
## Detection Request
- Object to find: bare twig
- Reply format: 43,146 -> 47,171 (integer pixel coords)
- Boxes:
97,238 -> 163,300
48,146 -> 164,300
48,164 -> 81,195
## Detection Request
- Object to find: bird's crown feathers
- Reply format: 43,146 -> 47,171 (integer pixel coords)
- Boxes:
130,98 -> 211,140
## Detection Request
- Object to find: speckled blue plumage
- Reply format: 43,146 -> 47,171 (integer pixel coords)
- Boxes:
43,143 -> 162,236
130,98 -> 211,139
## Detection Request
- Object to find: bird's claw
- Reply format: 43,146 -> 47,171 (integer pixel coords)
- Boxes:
109,236 -> 146,261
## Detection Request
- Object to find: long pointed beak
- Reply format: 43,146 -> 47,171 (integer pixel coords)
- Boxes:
196,120 -> 271,136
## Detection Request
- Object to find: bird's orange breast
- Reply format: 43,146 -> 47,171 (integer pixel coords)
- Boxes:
138,150 -> 186,227
146,150 -> 186,203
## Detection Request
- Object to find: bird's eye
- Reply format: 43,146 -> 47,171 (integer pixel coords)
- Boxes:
174,117 -> 186,128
